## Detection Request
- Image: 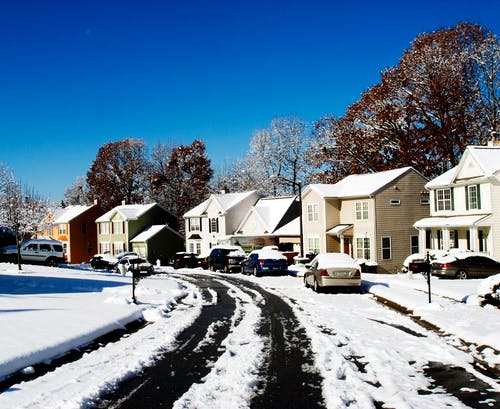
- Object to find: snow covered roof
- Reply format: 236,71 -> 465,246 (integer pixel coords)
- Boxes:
237,196 -> 297,234
306,167 -> 416,199
466,146 -> 500,176
414,215 -> 491,229
130,224 -> 182,242
96,203 -> 157,222
272,217 -> 299,236
425,166 -> 457,189
183,191 -> 258,218
52,205 -> 92,224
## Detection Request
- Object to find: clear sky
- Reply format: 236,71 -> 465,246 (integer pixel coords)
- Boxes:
1,0 -> 499,201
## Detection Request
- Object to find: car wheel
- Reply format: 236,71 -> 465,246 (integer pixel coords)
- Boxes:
210,263 -> 215,272
253,267 -> 260,277
46,257 -> 57,267
455,270 -> 468,280
313,278 -> 321,293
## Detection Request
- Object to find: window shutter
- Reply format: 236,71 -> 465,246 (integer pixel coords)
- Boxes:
477,184 -> 481,209
216,218 -> 219,233
209,219 -> 212,233
434,190 -> 438,212
199,217 -> 202,231
450,187 -> 455,210
465,186 -> 469,211
188,218 -> 191,231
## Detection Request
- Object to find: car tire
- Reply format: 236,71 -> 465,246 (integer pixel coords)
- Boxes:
455,270 -> 468,280
46,257 -> 57,267
253,267 -> 260,277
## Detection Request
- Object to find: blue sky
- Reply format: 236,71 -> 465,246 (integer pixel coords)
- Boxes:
1,0 -> 499,201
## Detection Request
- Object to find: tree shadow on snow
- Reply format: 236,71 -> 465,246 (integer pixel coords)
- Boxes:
0,274 -> 127,295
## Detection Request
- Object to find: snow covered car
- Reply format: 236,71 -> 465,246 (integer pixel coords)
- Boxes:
0,239 -> 66,266
431,252 -> 500,279
304,252 -> 361,292
241,249 -> 288,277
114,255 -> 154,275
90,253 -> 118,270
208,245 -> 246,273
169,252 -> 200,269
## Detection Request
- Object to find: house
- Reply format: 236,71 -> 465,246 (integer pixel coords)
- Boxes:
40,201 -> 105,264
183,191 -> 260,255
231,196 -> 300,252
96,203 -> 181,262
130,225 -> 184,265
414,144 -> 500,259
302,167 -> 429,273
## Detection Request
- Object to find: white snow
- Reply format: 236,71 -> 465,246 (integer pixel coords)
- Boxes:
0,262 -> 498,408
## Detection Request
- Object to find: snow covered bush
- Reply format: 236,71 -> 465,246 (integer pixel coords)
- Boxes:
477,274 -> 500,308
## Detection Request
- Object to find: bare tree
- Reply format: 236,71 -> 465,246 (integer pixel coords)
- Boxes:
63,176 -> 92,206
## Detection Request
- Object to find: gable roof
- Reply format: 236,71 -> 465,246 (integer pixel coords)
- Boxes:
130,224 -> 183,242
52,205 -> 93,224
183,191 -> 258,218
306,167 -> 417,199
96,203 -> 157,222
426,146 -> 500,189
236,196 -> 297,234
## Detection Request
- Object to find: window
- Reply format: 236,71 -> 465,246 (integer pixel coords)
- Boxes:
113,221 -> 123,234
436,189 -> 453,211
390,199 -> 401,206
209,218 -> 219,233
466,185 -> 481,210
381,237 -> 391,260
113,242 -> 124,254
355,201 -> 369,221
411,235 -> 419,254
307,236 -> 320,254
40,244 -> 51,252
189,218 -> 201,232
81,223 -> 87,234
356,237 -> 371,259
58,224 -> 67,235
100,242 -> 110,254
307,203 -> 319,222
100,222 -> 110,234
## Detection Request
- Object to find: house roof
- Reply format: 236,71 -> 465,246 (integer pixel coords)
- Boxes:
237,196 -> 297,234
183,191 -> 258,218
426,146 -> 500,189
306,167 -> 416,199
96,203 -> 157,222
414,215 -> 491,229
52,205 -> 93,224
270,216 -> 299,236
130,224 -> 182,242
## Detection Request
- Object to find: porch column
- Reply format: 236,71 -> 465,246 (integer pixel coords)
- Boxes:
418,229 -> 426,254
469,227 -> 479,252
442,227 -> 450,250
339,234 -> 345,254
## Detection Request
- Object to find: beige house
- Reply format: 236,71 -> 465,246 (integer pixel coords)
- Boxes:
302,167 -> 429,273
183,191 -> 260,255
414,145 -> 500,259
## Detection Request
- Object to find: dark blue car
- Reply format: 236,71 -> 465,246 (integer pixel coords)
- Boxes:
241,249 -> 288,277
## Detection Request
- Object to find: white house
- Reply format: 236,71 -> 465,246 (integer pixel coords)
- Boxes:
414,145 -> 500,259
183,191 -> 260,255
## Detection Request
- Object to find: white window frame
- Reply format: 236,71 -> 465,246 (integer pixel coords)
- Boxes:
58,224 -> 67,235
356,236 -> 371,259
100,242 -> 110,254
190,218 -> 201,232
113,221 -> 123,234
355,201 -> 369,221
306,203 -> 319,222
100,222 -> 110,234
467,185 -> 480,210
436,189 -> 452,211
307,235 -> 320,254
113,241 -> 124,255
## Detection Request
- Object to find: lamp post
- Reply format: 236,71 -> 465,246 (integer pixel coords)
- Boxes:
271,175 -> 304,258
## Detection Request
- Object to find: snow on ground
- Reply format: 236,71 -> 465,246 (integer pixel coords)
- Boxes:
0,262 -> 498,408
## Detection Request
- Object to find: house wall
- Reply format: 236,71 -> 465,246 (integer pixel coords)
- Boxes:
302,189 -> 327,254
488,181 -> 500,259
375,171 -> 429,273
341,197 -> 376,261
67,206 -> 102,263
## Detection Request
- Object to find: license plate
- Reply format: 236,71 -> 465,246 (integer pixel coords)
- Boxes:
335,271 -> 349,277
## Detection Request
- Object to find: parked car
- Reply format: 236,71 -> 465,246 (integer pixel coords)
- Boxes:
241,249 -> 288,277
208,245 -> 246,273
169,252 -> 199,269
430,252 -> 500,279
0,239 -> 66,266
304,252 -> 361,292
115,255 -> 154,275
90,253 -> 118,270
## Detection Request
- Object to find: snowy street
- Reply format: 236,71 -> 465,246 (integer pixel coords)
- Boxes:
0,263 -> 499,408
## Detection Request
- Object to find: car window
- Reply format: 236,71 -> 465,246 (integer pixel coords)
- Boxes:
40,244 -> 51,252
53,245 -> 63,252
25,244 -> 38,251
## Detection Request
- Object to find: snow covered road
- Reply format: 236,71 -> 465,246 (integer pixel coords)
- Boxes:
0,265 -> 498,408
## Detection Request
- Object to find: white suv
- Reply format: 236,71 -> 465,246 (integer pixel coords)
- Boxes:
0,239 -> 66,266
